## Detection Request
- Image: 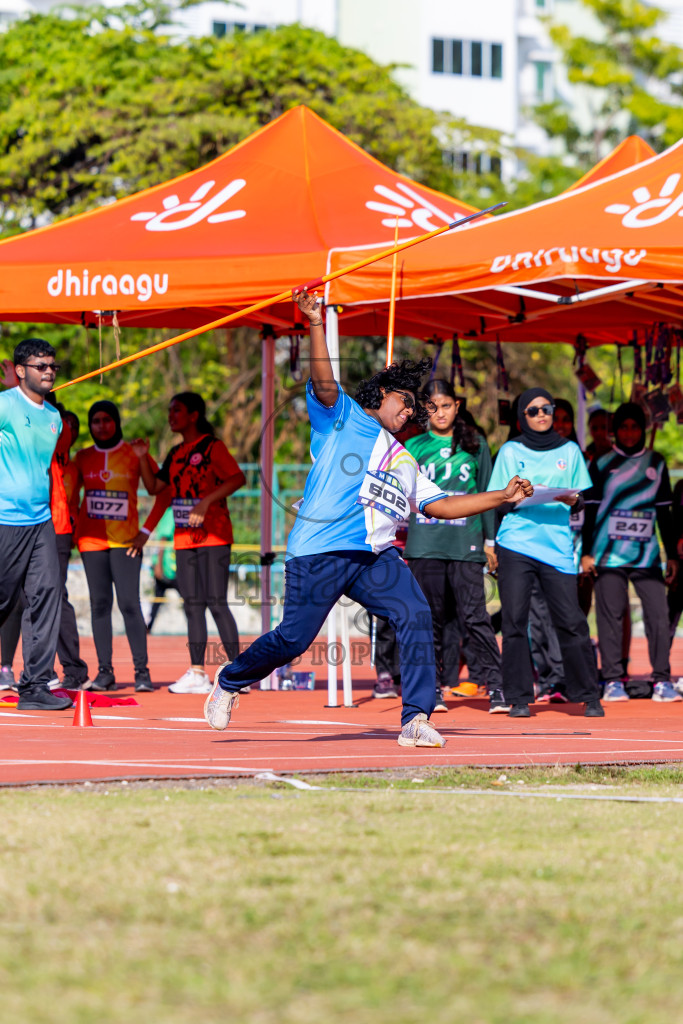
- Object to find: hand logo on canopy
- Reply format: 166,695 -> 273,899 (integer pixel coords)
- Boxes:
605,174 -> 683,228
130,179 -> 247,231
366,182 -> 465,232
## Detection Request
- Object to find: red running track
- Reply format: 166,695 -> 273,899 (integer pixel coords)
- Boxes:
1,635 -> 683,786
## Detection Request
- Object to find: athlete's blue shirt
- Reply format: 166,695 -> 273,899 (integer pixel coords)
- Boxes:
488,439 -> 591,574
286,381 -> 446,560
0,388 -> 62,525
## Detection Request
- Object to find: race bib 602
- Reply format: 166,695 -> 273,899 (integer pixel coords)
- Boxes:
356,470 -> 408,522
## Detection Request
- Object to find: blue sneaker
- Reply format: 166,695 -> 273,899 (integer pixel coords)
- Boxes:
603,680 -> 629,702
652,681 -> 683,703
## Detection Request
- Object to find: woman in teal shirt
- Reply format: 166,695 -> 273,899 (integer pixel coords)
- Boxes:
487,387 -> 603,718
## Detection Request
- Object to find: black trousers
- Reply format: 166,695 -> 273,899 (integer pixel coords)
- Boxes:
146,577 -> 178,632
175,545 -> 239,666
408,558 -> 502,691
0,521 -> 61,688
497,546 -> 600,705
595,566 -> 670,682
53,533 -> 89,682
374,614 -> 400,681
0,599 -> 22,667
82,548 -> 148,674
528,584 -> 565,691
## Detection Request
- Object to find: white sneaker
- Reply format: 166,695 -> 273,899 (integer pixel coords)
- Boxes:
169,668 -> 212,694
47,676 -> 61,691
204,664 -> 240,731
397,713 -> 446,748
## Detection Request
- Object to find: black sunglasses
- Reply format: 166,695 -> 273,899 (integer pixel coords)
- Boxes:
22,361 -> 60,373
386,389 -> 437,416
525,403 -> 554,418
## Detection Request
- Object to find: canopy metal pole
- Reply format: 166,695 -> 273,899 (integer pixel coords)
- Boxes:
576,379 -> 587,450
259,329 -> 276,689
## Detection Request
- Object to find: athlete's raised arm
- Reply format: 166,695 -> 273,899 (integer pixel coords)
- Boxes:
293,288 -> 338,408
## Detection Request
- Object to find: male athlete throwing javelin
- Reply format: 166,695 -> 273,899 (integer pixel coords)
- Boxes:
205,290 -> 532,746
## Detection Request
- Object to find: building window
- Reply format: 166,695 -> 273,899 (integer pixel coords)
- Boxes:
433,38 -> 445,73
212,20 -> 272,38
534,60 -> 552,100
431,38 -> 503,78
470,41 -> 482,77
442,151 -> 502,177
491,43 -> 503,79
452,39 -> 463,75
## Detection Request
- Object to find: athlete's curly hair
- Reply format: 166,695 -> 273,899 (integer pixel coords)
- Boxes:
355,357 -> 433,431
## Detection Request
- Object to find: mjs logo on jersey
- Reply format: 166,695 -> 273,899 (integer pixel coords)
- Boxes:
357,470 -> 408,522
556,458 -> 567,470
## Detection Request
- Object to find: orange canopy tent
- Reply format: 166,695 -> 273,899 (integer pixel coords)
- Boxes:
326,136 -> 683,345
564,135 -> 655,193
0,104 -> 485,642
0,104 -> 479,336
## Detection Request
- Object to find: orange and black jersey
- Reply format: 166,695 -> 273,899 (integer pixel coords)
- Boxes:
156,434 -> 244,550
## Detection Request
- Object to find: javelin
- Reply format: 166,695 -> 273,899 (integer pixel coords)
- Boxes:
53,201 -> 505,391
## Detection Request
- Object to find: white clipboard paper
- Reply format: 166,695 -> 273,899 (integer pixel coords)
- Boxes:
514,485 -> 581,509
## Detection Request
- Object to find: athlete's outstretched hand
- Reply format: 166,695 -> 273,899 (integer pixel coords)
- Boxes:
130,438 -> 150,460
503,476 -> 533,504
0,358 -> 18,389
293,287 -> 323,324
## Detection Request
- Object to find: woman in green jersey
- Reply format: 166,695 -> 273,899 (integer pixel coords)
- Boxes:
404,379 -> 508,714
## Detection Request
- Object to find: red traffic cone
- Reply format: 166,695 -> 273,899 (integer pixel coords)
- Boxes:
72,689 -> 95,727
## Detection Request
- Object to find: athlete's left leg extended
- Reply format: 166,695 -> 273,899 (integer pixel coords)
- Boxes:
345,548 -> 436,726
217,553 -> 349,692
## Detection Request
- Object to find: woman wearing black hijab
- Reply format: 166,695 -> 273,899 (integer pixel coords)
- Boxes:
74,400 -> 166,692
487,387 -> 603,717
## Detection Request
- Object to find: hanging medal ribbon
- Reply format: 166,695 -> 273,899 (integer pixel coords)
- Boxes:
289,333 -> 302,382
450,333 -> 465,390
427,336 -> 444,382
495,339 -> 509,393
631,330 -> 643,382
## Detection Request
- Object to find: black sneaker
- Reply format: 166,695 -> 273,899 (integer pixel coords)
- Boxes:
488,687 -> 511,714
509,703 -> 531,718
62,675 -> 89,691
16,685 -> 73,711
584,700 -> 605,718
135,670 -> 154,693
433,687 -> 448,712
84,666 -> 116,692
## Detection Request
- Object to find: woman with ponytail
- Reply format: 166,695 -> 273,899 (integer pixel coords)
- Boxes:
135,392 -> 245,694
403,379 -> 507,713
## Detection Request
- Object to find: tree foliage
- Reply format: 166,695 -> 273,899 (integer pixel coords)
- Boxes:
0,2 -> 473,229
535,0 -> 683,162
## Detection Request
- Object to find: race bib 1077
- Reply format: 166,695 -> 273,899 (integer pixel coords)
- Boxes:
356,470 -> 408,522
85,489 -> 129,521
607,508 -> 654,542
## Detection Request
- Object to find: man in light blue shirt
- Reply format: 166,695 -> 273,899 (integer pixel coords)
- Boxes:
0,339 -> 72,711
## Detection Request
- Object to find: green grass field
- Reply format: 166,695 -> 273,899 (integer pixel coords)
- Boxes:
2,766 -> 683,1024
